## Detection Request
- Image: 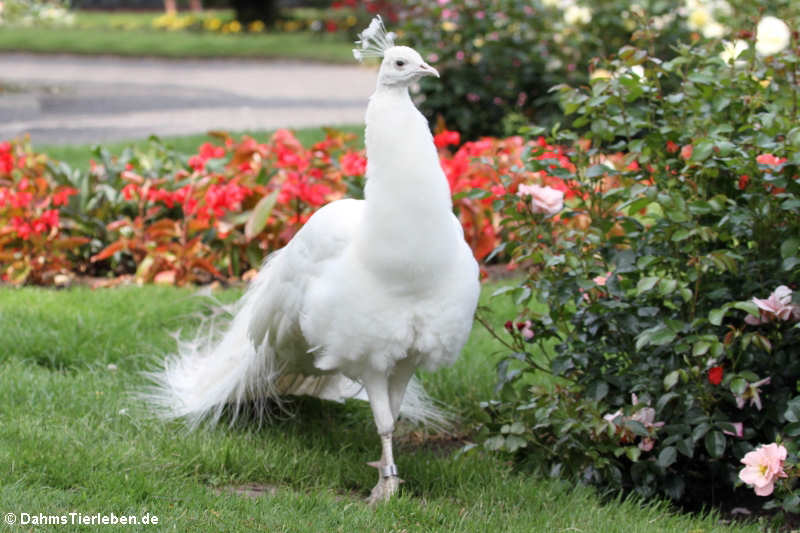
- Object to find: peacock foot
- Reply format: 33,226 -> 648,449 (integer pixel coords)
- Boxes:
366,461 -> 403,505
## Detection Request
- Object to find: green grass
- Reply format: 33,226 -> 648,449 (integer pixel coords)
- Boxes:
37,125 -> 364,171
0,285 -> 759,532
0,10 -> 354,62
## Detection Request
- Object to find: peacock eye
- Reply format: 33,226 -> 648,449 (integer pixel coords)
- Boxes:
395,60 -> 405,67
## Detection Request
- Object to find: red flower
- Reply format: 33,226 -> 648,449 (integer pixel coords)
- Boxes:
756,153 -> 787,166
434,130 -> 461,149
198,142 -> 225,160
0,141 -> 14,174
121,183 -> 138,201
666,140 -> 679,154
10,216 -> 33,240
680,144 -> 693,161
340,151 -> 367,176
738,175 -> 750,190
52,187 -> 78,206
188,155 -> 206,172
708,366 -> 724,385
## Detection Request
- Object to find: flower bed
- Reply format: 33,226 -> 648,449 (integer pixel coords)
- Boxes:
0,129 -> 579,286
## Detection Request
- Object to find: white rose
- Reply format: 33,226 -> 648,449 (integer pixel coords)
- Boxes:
755,16 -> 791,56
564,5 -> 592,25
517,184 -> 564,215
687,7 -> 712,31
720,39 -> 747,66
702,20 -> 726,39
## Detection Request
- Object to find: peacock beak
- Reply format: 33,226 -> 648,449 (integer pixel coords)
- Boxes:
418,62 -> 440,78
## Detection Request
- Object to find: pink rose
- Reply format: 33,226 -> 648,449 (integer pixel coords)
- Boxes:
745,285 -> 800,325
739,443 -> 788,496
517,184 -> 564,215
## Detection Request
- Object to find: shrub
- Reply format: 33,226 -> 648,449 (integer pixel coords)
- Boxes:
0,0 -> 74,27
397,0 -> 759,140
479,13 -> 800,511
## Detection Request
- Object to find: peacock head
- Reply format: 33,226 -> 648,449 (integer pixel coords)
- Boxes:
353,16 -> 439,87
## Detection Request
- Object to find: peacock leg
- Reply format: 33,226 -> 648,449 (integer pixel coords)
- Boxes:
364,372 -> 404,504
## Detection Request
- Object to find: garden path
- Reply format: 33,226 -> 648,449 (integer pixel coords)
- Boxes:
0,52 -> 376,145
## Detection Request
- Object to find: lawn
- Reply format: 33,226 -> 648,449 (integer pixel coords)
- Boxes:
0,10 -> 354,62
0,285 -> 760,532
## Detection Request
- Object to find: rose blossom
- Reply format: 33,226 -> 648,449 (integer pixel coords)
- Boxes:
745,285 -> 800,325
720,40 -> 747,66
739,443 -> 788,496
755,16 -> 791,56
517,184 -> 564,215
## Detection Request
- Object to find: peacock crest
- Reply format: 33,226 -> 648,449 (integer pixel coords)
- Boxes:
353,15 -> 396,62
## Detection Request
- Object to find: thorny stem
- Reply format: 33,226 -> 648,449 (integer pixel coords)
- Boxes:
475,311 -> 516,352
475,312 -> 566,379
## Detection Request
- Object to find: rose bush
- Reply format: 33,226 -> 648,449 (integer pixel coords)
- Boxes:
477,12 -> 800,513
397,0 -> 754,140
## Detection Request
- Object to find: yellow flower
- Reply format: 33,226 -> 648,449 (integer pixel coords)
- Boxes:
228,20 -> 242,33
441,21 -> 457,32
752,75 -> 773,88
204,18 -> 222,31
472,37 -> 485,48
471,53 -> 482,64
248,20 -> 265,32
345,15 -> 357,27
285,20 -> 300,32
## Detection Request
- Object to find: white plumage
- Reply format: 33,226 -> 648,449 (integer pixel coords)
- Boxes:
145,16 -> 480,503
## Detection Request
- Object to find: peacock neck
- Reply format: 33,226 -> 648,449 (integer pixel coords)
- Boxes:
355,84 -> 459,286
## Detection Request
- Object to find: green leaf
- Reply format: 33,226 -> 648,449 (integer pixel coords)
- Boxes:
586,164 -> 610,178
625,446 -> 642,462
692,341 -> 711,357
508,422 -> 526,435
483,436 -> 505,451
692,423 -> 710,442
657,446 -> 677,468
663,370 -> 680,390
624,420 -> 650,438
244,189 -> 280,241
730,377 -> 748,395
691,140 -> 715,162
784,422 -> 800,438
671,228 -> 692,242
780,237 -> 799,258
708,306 -> 728,326
783,494 -> 800,514
732,301 -> 759,318
704,431 -> 726,458
676,438 -> 694,458
784,396 -> 800,423
636,276 -> 659,294
505,435 -> 528,452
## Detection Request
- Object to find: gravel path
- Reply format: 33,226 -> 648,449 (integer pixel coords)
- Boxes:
0,53 -> 377,145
